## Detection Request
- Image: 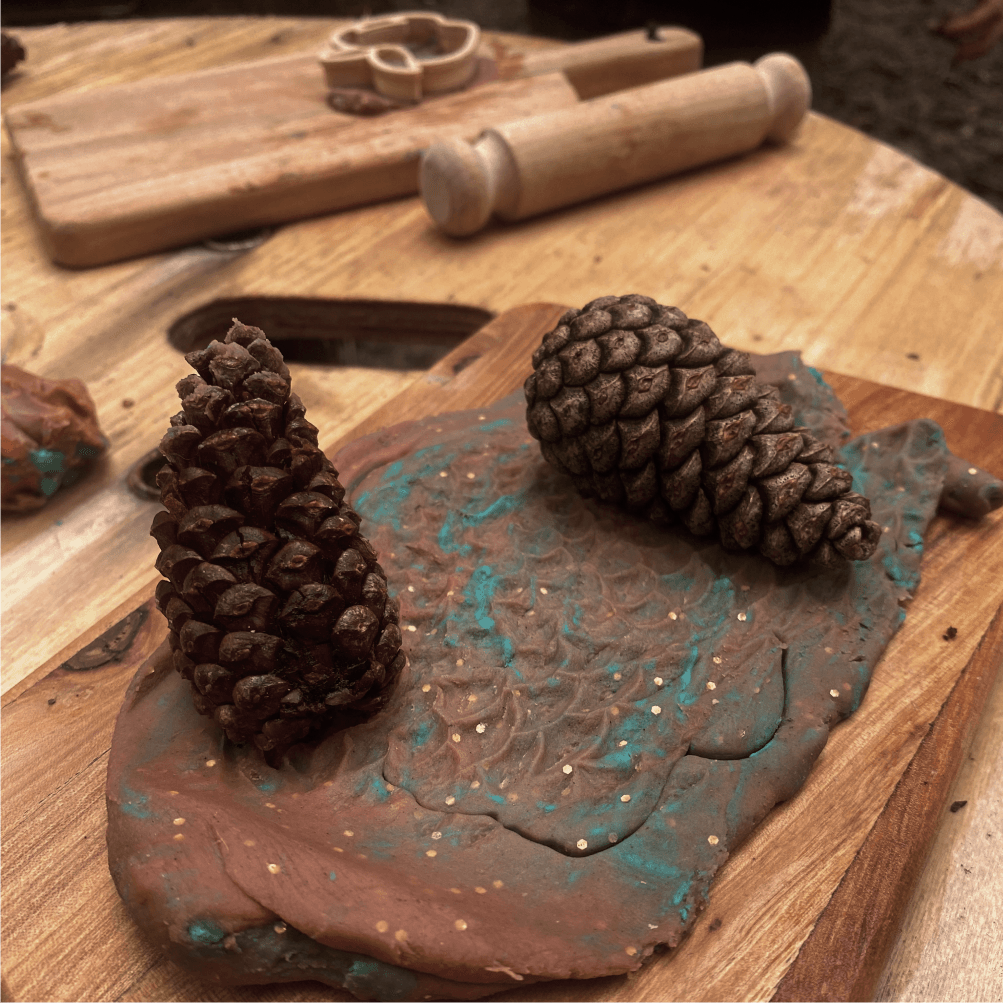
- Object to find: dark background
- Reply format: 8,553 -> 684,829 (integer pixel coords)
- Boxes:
3,0 -> 1001,211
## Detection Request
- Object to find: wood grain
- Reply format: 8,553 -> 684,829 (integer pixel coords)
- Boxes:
772,605 -> 1003,1002
2,16 -> 1002,1003
873,640 -> 1003,1002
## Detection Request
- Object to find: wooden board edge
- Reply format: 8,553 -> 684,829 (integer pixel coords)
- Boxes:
823,370 -> 1003,462
327,300 -> 568,453
0,576 -> 159,708
771,600 -> 1003,1002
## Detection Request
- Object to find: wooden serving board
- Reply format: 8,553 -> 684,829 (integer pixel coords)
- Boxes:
2,28 -> 700,267
2,303 -> 1000,1003
3,60 -> 578,268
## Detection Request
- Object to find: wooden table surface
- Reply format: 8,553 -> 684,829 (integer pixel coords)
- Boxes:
1,17 -> 1001,1003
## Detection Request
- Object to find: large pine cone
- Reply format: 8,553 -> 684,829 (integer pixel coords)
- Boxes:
151,320 -> 404,753
525,295 -> 881,567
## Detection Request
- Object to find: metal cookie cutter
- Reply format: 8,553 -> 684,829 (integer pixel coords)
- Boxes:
319,12 -> 481,103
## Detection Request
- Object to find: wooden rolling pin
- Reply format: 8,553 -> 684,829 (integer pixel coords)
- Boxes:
420,53 -> 811,236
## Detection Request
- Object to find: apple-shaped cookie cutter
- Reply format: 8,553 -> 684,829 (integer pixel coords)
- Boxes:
319,12 -> 480,103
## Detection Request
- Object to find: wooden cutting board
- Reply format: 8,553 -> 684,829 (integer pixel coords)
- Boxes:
2,28 -> 700,267
2,302 -> 1000,1003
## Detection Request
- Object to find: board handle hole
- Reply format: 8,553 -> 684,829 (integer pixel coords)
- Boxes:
167,296 -> 494,371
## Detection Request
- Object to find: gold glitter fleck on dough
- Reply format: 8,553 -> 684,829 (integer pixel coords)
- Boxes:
830,689 -> 840,698
625,946 -> 637,956
267,863 -> 281,874
274,923 -> 287,934
654,676 -> 663,686
651,705 -> 662,715
205,760 -> 216,767
738,612 -> 747,621
406,625 -> 417,632
466,472 -> 476,479
456,658 -> 464,666
708,834 -> 720,845
577,839 -> 588,849
563,764 -> 573,774
620,794 -> 631,802
968,467 -> 978,475
375,920 -> 389,933
173,817 -> 185,825
431,831 -> 442,840
712,656 -> 722,664
476,723 -> 486,733
706,681 -> 717,690
422,684 -> 431,693
450,887 -> 462,894
455,919 -> 468,930
452,733 -> 462,743
445,796 -> 456,805
618,740 -> 627,747
610,707 -> 619,716
470,780 -> 481,789
426,850 -> 437,857
669,611 -> 678,620
344,830 -> 354,837
173,833 -> 184,841
493,880 -> 504,888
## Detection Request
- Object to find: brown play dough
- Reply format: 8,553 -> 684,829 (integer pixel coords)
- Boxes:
107,353 -> 1002,1001
1,363 -> 107,511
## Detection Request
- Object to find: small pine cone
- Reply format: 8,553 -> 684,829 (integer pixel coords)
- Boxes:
151,320 -> 404,753
526,296 -> 880,567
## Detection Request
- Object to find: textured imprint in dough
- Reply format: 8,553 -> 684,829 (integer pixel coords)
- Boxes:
364,393 -> 916,857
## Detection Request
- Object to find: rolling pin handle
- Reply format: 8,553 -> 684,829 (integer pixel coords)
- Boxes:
420,132 -> 515,237
754,53 -> 812,143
